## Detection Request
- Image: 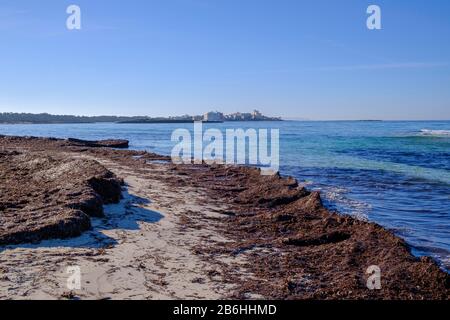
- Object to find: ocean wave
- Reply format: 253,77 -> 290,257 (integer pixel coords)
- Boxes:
320,186 -> 371,222
419,129 -> 450,137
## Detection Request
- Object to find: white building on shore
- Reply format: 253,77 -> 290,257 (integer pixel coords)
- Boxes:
203,111 -> 224,122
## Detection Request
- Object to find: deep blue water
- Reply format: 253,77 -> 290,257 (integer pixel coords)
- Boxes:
1,121 -> 449,270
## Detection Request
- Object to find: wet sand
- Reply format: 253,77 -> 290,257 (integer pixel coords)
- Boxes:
0,135 -> 448,300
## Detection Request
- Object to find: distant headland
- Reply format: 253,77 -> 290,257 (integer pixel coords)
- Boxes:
0,110 -> 282,124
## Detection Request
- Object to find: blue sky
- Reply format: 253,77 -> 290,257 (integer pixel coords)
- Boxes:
0,0 -> 449,120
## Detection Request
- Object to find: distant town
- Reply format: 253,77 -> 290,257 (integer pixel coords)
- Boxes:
0,110 -> 282,124
120,110 -> 282,123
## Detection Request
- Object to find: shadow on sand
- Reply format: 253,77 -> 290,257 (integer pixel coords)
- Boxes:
0,187 -> 163,252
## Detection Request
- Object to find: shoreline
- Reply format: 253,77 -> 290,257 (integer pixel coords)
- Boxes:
0,135 -> 448,299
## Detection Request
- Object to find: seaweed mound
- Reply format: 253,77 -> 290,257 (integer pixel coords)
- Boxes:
169,163 -> 450,300
0,151 -> 123,245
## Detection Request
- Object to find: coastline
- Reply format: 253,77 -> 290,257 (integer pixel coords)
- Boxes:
0,135 -> 448,299
0,111 -> 283,125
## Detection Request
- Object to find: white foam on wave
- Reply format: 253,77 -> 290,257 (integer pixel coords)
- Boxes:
320,186 -> 371,222
419,129 -> 450,137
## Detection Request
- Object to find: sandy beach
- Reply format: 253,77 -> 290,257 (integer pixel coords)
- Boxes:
0,135 -> 448,300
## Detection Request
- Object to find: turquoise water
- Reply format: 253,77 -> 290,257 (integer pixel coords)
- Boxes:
1,121 -> 449,270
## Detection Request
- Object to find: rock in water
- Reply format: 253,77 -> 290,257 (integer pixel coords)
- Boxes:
66,138 -> 129,149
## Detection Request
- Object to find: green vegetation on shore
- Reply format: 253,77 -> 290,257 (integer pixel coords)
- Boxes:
0,112 -> 136,124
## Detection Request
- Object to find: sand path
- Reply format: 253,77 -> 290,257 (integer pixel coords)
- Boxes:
0,156 -> 244,300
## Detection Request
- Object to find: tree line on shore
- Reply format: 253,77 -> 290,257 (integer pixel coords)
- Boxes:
0,113 -> 138,124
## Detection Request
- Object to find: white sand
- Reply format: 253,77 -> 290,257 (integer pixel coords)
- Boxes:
0,157 -> 250,300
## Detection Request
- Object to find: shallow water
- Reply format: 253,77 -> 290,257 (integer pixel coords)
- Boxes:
1,120 -> 449,270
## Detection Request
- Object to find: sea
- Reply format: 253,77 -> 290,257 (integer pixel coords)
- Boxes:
1,120 -> 449,271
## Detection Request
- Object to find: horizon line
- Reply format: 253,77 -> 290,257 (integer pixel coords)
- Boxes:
1,111 -> 449,122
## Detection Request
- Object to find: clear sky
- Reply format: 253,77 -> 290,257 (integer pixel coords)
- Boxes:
0,0 -> 449,120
